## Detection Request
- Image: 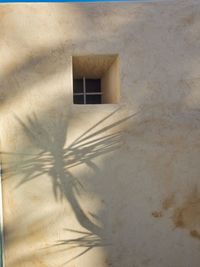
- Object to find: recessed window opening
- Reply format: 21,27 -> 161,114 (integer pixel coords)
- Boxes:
72,55 -> 120,104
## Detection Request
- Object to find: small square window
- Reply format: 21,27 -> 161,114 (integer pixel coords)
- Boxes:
72,55 -> 120,104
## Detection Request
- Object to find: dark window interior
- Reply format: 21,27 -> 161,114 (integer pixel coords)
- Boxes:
86,79 -> 101,93
73,94 -> 84,104
86,94 -> 101,104
73,79 -> 83,93
73,78 -> 102,104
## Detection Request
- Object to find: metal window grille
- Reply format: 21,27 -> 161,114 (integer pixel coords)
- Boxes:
73,77 -> 102,104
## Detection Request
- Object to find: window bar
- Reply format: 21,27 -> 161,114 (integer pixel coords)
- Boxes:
74,92 -> 102,96
83,77 -> 86,104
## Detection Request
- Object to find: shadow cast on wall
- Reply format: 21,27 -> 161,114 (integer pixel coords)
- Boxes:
2,109 -> 135,264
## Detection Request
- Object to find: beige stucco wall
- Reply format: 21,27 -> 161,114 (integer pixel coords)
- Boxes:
1,1 -> 200,266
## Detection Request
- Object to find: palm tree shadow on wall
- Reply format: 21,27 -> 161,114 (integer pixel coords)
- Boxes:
2,109 -> 136,264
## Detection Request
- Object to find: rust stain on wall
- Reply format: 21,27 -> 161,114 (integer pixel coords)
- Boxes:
172,189 -> 200,232
162,194 -> 175,210
151,211 -> 163,218
182,14 -> 196,26
152,189 -> 200,241
190,230 -> 200,241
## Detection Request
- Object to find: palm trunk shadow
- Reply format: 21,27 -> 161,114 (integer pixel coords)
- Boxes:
2,108 -> 137,262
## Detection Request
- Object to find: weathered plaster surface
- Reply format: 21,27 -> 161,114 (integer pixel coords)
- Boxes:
1,1 -> 200,266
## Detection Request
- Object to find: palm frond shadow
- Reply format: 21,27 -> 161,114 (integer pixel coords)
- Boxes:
1,109 -> 136,262
48,228 -> 111,265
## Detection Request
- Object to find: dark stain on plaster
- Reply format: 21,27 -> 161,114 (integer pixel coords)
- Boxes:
190,230 -> 200,241
162,193 -> 175,210
182,13 -> 196,26
172,189 -> 200,232
172,207 -> 185,228
152,188 -> 200,241
105,258 -> 112,266
152,211 -> 163,218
